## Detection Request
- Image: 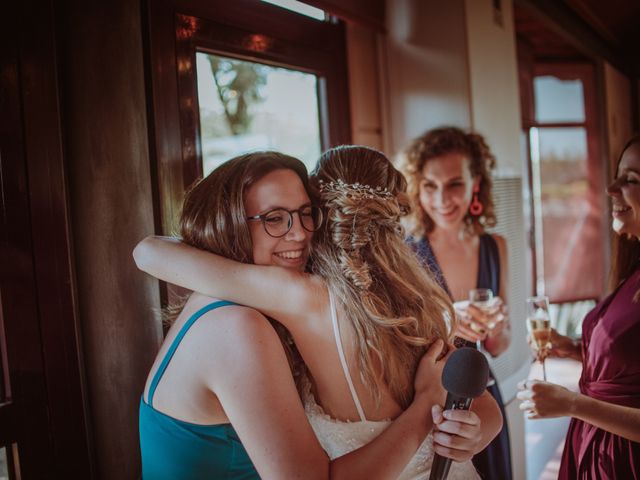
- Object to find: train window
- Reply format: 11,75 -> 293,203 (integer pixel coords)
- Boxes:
534,75 -> 585,123
0,444 -> 19,480
196,52 -> 322,174
147,0 -> 351,287
0,447 -> 6,480
526,65 -> 604,307
261,0 -> 325,20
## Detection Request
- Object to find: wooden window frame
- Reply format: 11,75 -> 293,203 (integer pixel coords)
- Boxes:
0,1 -> 92,477
145,0 -> 352,243
527,62 -> 606,303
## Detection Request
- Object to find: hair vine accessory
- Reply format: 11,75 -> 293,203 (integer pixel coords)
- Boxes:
318,179 -> 394,200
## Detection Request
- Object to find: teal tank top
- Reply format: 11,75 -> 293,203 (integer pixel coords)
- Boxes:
139,301 -> 260,479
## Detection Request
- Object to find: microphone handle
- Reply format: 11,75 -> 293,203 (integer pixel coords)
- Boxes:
428,393 -> 474,480
444,393 -> 473,411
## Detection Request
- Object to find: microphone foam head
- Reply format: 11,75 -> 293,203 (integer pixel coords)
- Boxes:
441,347 -> 489,398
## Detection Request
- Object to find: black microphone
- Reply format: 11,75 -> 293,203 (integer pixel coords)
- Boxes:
428,347 -> 489,480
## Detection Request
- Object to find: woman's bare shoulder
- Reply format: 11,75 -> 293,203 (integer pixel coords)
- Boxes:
171,295 -> 278,351
194,303 -> 277,343
490,233 -> 507,251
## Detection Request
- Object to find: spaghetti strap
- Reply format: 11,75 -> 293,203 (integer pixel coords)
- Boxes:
328,290 -> 367,422
147,300 -> 236,406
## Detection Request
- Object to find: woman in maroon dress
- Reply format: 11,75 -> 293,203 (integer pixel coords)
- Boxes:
518,134 -> 640,478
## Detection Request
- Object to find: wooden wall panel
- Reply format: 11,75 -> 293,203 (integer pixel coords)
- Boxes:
58,0 -> 163,477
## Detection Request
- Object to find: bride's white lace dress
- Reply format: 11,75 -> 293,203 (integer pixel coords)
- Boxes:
303,292 -> 480,479
303,380 -> 479,480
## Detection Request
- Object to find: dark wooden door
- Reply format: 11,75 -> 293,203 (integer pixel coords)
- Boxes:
0,22 -> 55,478
0,1 -> 92,477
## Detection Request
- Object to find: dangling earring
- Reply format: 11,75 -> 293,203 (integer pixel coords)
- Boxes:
469,183 -> 483,216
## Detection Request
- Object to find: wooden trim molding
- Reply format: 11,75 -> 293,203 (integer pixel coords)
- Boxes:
145,0 -> 352,236
0,0 -> 92,476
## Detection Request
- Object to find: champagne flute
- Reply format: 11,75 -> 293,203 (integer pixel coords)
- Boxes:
469,288 -> 494,349
526,295 -> 551,381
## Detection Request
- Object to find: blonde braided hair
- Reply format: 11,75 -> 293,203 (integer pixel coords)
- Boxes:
311,146 -> 454,407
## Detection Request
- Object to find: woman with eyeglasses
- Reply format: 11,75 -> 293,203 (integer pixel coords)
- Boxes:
136,147 -> 502,479
139,151 -> 457,479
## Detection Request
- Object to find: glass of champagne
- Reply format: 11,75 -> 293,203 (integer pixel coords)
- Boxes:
469,288 -> 494,349
526,295 -> 551,381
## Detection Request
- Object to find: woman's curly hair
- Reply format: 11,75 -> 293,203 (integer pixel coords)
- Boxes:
310,145 -> 454,408
400,126 -> 497,237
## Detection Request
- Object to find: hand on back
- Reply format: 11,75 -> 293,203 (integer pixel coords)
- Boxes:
413,339 -> 449,405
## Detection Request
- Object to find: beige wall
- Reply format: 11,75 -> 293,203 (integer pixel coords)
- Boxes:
604,62 -> 634,172
383,0 -> 472,154
346,23 -> 385,150
464,0 -> 523,176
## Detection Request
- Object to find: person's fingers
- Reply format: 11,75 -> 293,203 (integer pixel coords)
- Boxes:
432,444 -> 470,462
432,430 -> 477,448
516,389 -> 532,401
425,339 -> 444,361
434,420 -> 478,440
441,409 -> 479,425
466,304 -> 489,323
466,316 -> 488,333
432,404 -> 444,425
455,322 -> 484,342
465,308 -> 492,336
441,344 -> 455,360
536,349 -> 548,361
519,400 -> 536,411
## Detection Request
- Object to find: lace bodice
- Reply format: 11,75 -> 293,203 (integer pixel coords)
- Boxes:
302,379 -> 479,480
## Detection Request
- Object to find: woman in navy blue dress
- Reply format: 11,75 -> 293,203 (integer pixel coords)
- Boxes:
401,127 -> 513,479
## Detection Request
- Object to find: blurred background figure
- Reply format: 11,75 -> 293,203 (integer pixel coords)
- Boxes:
518,134 -> 640,479
401,127 -> 513,480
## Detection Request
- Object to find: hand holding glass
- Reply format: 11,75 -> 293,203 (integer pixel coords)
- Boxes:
468,288 -> 493,347
469,288 -> 504,325
526,295 -> 551,381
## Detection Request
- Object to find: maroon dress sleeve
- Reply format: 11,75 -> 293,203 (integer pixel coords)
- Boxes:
559,266 -> 640,479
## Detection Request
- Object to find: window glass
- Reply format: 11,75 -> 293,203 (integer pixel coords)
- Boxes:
261,0 -> 325,20
0,325 -> 6,403
534,76 -> 585,123
0,447 -> 8,480
196,52 -> 322,175
535,127 -> 603,301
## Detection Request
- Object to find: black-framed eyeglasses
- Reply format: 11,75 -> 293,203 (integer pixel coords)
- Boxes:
247,205 -> 324,238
